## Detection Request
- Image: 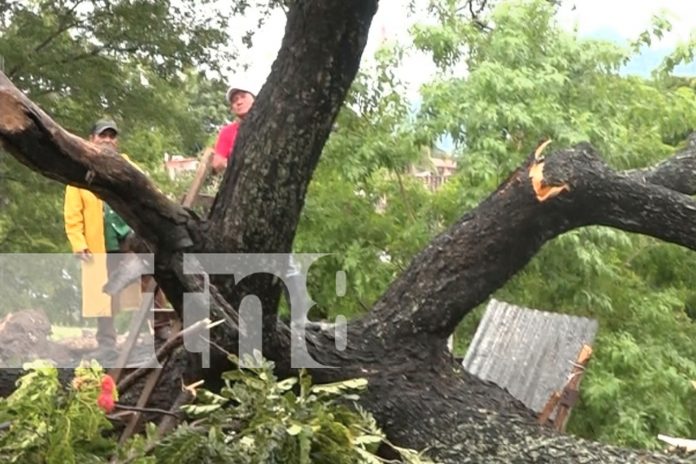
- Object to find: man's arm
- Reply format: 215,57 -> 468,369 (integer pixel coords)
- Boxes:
211,122 -> 238,174
64,186 -> 91,260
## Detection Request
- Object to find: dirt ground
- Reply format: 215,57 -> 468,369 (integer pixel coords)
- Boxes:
0,309 -> 157,367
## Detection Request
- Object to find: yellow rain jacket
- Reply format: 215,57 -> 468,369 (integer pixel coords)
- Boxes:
64,154 -> 142,317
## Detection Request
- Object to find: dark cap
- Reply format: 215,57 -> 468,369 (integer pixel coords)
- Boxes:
91,119 -> 119,136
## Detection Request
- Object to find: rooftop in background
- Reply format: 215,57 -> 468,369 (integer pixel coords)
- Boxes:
462,299 -> 598,420
410,150 -> 457,192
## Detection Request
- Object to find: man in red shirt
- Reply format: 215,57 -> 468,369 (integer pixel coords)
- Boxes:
212,83 -> 256,173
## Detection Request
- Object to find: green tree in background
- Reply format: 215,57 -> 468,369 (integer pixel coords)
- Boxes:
297,0 -> 696,450
0,0 -> 232,255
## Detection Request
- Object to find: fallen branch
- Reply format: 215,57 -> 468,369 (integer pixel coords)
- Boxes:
117,319 -> 223,393
156,390 -> 194,438
112,403 -> 180,419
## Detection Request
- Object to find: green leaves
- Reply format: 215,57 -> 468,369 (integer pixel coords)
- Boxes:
143,354 -> 430,463
0,357 -> 432,463
0,362 -> 115,464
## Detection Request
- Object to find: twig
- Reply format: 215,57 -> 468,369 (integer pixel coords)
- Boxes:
117,319 -> 220,392
395,170 -> 418,223
156,390 -> 194,437
454,0 -> 492,32
114,403 -> 180,418
116,339 -> 181,393
200,336 -> 233,357
357,298 -> 371,312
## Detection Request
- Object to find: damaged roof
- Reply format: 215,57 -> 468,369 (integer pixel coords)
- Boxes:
462,299 -> 599,416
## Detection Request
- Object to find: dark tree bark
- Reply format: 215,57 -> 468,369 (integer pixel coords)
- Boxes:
0,0 -> 695,462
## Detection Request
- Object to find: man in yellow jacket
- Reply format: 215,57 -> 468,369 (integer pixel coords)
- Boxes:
64,119 -> 141,360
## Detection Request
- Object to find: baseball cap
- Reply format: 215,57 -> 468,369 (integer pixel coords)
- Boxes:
225,82 -> 257,103
91,119 -> 119,136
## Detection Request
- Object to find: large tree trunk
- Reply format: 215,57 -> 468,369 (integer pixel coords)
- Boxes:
1,0 -> 695,461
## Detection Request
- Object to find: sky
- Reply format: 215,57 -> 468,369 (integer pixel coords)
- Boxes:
556,0 -> 696,44
557,0 -> 696,76
223,0 -> 696,96
217,1 -> 696,153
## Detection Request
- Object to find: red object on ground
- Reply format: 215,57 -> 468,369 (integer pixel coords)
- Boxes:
97,374 -> 117,413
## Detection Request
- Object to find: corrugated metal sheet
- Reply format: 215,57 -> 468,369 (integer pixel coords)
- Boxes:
462,299 -> 598,416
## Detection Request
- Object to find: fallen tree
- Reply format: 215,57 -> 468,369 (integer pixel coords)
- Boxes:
1,0 -> 695,461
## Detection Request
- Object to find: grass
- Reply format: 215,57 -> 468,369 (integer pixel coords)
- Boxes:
49,325 -> 91,341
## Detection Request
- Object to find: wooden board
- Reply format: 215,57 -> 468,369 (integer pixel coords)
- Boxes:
182,148 -> 213,208
115,148 -> 215,442
537,344 -> 593,431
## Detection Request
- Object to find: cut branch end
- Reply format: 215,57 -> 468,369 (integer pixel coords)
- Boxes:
529,161 -> 570,202
0,91 -> 30,133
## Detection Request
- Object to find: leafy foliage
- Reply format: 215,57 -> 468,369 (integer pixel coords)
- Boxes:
0,358 -> 432,463
133,353 -> 433,463
0,361 -> 115,464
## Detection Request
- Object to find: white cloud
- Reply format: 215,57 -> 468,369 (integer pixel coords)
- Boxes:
557,0 -> 696,47
222,1 -> 696,100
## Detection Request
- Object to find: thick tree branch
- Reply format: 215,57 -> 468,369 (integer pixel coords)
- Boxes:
627,133 -> 696,195
204,0 -> 378,338
360,140 -> 696,346
0,71 -> 193,249
0,71 -> 243,366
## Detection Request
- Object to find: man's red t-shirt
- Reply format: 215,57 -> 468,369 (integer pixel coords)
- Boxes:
213,120 -> 240,160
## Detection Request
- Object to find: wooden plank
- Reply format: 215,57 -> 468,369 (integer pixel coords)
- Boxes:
108,280 -> 157,384
553,344 -> 592,432
537,391 -> 561,425
182,148 -> 213,208
118,319 -> 182,445
537,344 -> 593,430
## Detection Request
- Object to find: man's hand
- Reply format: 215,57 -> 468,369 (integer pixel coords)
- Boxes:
211,154 -> 228,174
75,249 -> 93,262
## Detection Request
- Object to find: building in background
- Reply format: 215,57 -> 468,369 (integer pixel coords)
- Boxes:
163,153 -> 198,180
410,145 -> 457,192
411,156 -> 457,191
